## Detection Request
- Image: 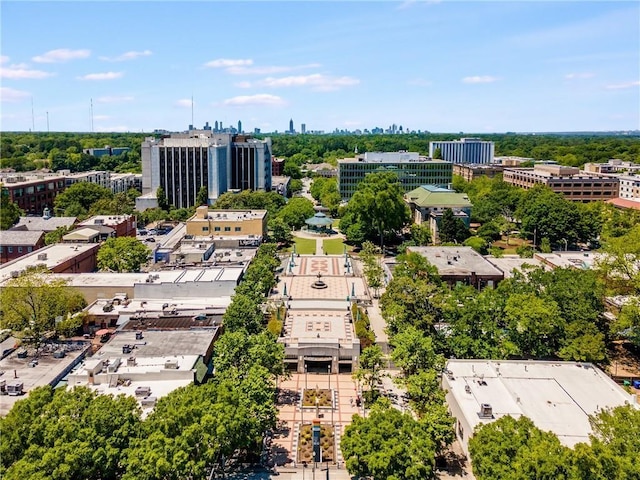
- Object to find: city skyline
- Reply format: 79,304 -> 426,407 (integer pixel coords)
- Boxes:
1,1 -> 638,133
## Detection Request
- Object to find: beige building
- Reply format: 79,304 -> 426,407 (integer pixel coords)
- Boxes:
186,207 -> 267,238
453,164 -> 505,182
503,164 -> 619,202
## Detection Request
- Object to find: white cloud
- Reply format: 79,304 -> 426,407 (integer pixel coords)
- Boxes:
204,58 -> 253,68
0,87 -> 31,103
174,99 -> 194,108
0,64 -> 55,79
77,72 -> 124,81
32,48 -> 90,63
99,50 -> 152,61
565,72 -> 595,79
604,80 -> 640,90
0,55 -> 9,64
462,75 -> 499,84
222,94 -> 286,107
226,63 -> 322,75
96,95 -> 134,103
258,74 -> 360,91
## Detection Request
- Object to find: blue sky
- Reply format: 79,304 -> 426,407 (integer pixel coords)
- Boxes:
1,1 -> 638,133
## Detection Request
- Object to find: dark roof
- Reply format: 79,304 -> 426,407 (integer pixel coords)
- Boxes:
0,230 -> 45,246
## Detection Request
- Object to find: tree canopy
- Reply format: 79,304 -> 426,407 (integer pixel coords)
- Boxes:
339,171 -> 410,246
53,181 -> 114,217
97,237 -> 150,272
0,187 -> 22,230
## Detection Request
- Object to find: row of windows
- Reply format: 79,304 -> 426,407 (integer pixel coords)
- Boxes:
202,226 -> 242,232
0,246 -> 34,254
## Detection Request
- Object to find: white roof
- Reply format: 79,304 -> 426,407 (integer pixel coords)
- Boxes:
444,359 -> 636,447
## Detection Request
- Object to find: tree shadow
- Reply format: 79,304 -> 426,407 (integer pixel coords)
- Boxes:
276,387 -> 300,405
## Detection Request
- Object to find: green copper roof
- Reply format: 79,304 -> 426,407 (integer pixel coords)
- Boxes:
405,185 -> 473,208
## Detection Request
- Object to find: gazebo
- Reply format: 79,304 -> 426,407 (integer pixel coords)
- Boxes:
305,212 -> 334,233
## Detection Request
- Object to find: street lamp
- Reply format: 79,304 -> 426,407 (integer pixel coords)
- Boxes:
562,238 -> 568,251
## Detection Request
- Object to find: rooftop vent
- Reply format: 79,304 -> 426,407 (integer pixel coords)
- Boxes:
479,403 -> 493,419
37,253 -> 48,261
164,360 -> 179,370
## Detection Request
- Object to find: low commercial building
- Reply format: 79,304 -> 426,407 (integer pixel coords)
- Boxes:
82,146 -> 131,157
533,251 -> 601,270
186,207 -> 267,239
272,175 -> 290,198
0,231 -> 45,263
1,173 -> 66,215
338,152 -> 452,200
443,359 -> 636,455
484,255 -> 547,278
67,328 -> 217,415
503,165 -> 619,202
404,185 -> 472,242
583,159 -> 640,175
453,164 -> 505,182
50,267 -> 244,303
0,243 -> 100,284
78,215 -> 136,238
405,246 -> 504,289
62,226 -> 113,243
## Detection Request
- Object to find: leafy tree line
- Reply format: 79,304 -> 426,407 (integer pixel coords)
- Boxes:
269,133 -> 640,166
469,406 -> 640,480
1,132 -> 146,173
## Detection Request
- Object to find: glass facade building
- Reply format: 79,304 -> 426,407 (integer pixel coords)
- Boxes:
429,138 -> 495,164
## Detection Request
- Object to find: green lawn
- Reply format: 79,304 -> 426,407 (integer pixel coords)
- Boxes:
293,237 -> 316,255
323,238 -> 350,255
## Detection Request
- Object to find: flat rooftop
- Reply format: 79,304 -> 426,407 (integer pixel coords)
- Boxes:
534,251 -> 602,270
0,243 -> 98,283
407,246 -> 503,277
52,267 -> 244,288
286,311 -> 353,343
190,210 -> 267,222
485,255 -> 548,278
86,297 -> 229,319
79,215 -> 132,227
0,343 -> 89,416
97,329 -> 216,358
444,359 -> 636,448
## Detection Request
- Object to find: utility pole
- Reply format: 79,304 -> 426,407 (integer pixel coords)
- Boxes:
90,98 -> 94,132
46,111 -> 49,132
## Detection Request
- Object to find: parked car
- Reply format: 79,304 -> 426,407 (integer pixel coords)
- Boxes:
145,237 -> 156,242
138,230 -> 148,236
148,228 -> 158,235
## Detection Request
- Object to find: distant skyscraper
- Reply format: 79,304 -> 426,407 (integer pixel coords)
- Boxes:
289,118 -> 294,134
429,138 -> 495,164
238,120 -> 242,133
214,121 -> 219,132
301,123 -> 306,134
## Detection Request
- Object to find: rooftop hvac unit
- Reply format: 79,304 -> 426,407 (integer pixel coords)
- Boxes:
141,396 -> 157,406
108,357 -> 121,372
135,386 -> 151,396
164,360 -> 179,369
10,271 -> 20,278
479,403 -> 493,419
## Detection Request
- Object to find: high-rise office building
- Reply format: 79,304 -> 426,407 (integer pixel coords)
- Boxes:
141,130 -> 272,208
237,120 -> 242,134
301,123 -> 306,134
429,138 -> 495,164
289,118 -> 294,134
338,152 -> 452,200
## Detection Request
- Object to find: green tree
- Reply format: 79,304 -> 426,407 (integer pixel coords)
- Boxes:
439,208 -> 470,243
596,224 -> 640,295
0,269 -> 86,348
390,326 -> 444,376
156,186 -> 169,211
277,197 -> 315,230
44,225 -> 72,245
0,386 -> 141,480
410,223 -> 432,246
0,187 -> 22,230
196,185 -> 209,206
504,293 -> 565,357
469,415 -> 573,480
268,216 -> 293,244
53,182 -> 114,216
341,400 -> 450,480
464,236 -> 489,254
353,344 -> 384,395
97,237 -> 150,272
433,147 -> 442,159
221,293 -> 265,335
339,171 -> 410,246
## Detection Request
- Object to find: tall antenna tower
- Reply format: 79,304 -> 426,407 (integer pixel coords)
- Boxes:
31,97 -> 35,131
191,95 -> 194,128
47,111 -> 50,132
90,98 -> 94,132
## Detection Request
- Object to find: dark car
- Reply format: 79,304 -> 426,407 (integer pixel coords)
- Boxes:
144,237 -> 156,242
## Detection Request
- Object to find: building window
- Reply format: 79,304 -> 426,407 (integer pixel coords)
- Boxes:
0,246 -> 3,253
8,247 -> 13,253
214,227 -> 221,232
28,247 -> 33,252
234,227 -> 241,232
18,247 -> 23,253
224,226 -> 231,232
202,226 -> 209,232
